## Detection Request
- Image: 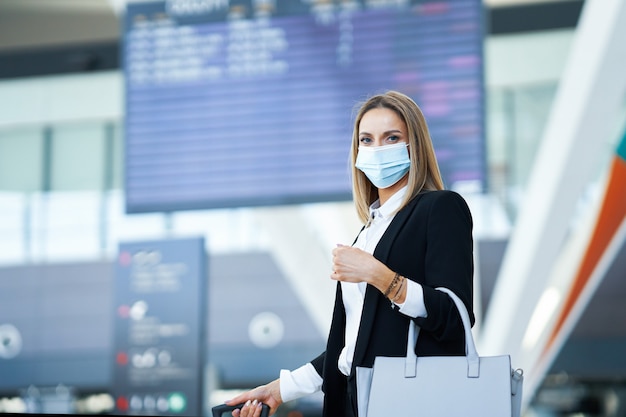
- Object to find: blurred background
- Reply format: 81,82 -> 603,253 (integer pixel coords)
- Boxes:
0,0 -> 625,416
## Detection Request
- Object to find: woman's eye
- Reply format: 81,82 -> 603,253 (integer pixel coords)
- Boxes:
359,137 -> 372,144
387,135 -> 400,142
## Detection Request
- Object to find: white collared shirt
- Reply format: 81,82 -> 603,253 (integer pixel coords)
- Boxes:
280,186 -> 428,402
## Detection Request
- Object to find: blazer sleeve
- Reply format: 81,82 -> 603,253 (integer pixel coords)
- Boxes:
414,191 -> 474,341
311,352 -> 325,376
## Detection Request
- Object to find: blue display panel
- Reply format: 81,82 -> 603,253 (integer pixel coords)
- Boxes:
124,0 -> 485,213
113,238 -> 206,416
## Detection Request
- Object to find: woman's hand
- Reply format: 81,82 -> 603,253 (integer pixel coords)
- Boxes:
331,244 -> 395,293
225,379 -> 282,417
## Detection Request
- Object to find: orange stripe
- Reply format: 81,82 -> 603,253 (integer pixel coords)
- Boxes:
545,155 -> 626,352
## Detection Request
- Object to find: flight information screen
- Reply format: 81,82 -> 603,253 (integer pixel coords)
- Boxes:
123,0 -> 485,213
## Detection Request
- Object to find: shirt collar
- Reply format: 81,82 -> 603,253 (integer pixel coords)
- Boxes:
369,186 -> 408,221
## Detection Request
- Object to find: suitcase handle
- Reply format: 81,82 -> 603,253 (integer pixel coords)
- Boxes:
212,403 -> 270,417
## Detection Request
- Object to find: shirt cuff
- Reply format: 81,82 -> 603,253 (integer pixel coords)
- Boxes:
395,280 -> 428,318
279,363 -> 323,403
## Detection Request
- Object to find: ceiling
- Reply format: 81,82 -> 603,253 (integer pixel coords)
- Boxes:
0,0 -> 118,51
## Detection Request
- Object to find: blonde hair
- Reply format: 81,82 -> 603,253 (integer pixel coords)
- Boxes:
351,91 -> 444,223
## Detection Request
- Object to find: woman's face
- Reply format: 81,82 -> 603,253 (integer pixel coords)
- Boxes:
358,107 -> 409,148
357,107 -> 411,198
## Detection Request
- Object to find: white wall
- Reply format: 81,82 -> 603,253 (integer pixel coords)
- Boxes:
0,71 -> 123,128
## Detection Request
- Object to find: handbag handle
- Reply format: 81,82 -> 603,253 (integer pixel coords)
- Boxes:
405,287 -> 480,378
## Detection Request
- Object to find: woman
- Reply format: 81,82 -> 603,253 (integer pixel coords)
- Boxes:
226,91 -> 474,417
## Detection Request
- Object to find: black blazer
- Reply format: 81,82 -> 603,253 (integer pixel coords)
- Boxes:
310,190 -> 474,417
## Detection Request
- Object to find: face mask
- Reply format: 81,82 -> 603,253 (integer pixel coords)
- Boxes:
355,143 -> 410,189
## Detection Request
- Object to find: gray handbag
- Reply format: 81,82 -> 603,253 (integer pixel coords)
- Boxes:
357,287 -> 523,417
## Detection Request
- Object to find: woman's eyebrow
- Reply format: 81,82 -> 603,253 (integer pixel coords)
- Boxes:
359,129 -> 403,136
383,129 -> 403,135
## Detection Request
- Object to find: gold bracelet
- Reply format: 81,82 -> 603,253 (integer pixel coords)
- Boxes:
383,272 -> 401,297
391,276 -> 404,301
390,277 -> 405,305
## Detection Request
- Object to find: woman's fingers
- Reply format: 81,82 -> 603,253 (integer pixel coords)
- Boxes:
331,246 -> 372,282
226,392 -> 259,417
226,380 -> 282,416
332,246 -> 392,291
233,400 -> 264,417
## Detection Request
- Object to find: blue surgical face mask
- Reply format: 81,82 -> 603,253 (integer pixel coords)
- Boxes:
355,142 -> 410,189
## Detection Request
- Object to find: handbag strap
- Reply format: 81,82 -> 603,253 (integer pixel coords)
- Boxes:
405,287 -> 480,378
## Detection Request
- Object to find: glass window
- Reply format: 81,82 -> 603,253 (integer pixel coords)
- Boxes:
0,126 -> 43,192
50,122 -> 105,191
110,122 -> 124,190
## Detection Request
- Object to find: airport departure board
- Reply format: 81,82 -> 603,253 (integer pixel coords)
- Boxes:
123,0 -> 485,213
